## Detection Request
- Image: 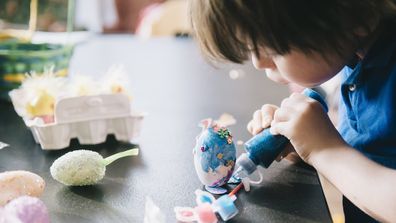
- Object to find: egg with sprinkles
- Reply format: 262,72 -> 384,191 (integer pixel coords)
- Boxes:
193,119 -> 236,194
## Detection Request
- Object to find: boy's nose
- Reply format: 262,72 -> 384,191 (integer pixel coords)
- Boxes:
251,53 -> 276,70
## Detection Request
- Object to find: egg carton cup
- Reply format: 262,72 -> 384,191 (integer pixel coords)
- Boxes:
10,93 -> 145,150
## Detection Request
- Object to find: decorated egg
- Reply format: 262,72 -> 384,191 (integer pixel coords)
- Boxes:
0,171 -> 45,206
50,148 -> 139,186
193,119 -> 236,194
5,196 -> 50,223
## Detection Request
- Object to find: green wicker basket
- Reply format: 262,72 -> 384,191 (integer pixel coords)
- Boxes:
0,0 -> 75,101
0,41 -> 73,100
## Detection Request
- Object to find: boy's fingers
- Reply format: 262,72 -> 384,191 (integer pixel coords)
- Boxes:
260,104 -> 278,128
247,120 -> 262,135
269,121 -> 288,137
248,104 -> 279,136
252,110 -> 264,135
247,120 -> 254,134
273,107 -> 293,123
248,121 -> 265,135
253,109 -> 262,124
252,125 -> 264,135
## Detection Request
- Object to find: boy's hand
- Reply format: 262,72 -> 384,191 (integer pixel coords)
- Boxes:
247,104 -> 278,135
269,93 -> 346,164
247,104 -> 301,163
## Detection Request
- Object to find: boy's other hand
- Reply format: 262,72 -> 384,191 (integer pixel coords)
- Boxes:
247,104 -> 302,163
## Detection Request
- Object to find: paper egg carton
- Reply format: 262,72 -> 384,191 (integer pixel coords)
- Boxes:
11,93 -> 145,150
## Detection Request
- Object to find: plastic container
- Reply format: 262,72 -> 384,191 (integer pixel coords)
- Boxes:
9,93 -> 145,150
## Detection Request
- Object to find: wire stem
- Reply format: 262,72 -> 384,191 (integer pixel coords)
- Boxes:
103,148 -> 139,166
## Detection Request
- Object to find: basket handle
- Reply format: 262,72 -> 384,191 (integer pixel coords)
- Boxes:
28,0 -> 37,38
67,0 -> 75,34
27,0 -> 75,39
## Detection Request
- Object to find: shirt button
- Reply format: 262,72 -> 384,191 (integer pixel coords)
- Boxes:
348,84 -> 356,92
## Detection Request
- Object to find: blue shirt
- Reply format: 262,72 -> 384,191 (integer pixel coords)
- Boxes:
338,19 -> 396,222
338,20 -> 396,169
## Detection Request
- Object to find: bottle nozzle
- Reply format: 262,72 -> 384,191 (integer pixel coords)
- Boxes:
232,166 -> 246,180
234,153 -> 257,177
233,153 -> 265,186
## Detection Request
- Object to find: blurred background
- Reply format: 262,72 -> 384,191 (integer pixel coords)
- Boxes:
0,0 -> 191,36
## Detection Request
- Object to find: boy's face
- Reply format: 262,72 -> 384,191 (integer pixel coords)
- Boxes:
251,49 -> 347,87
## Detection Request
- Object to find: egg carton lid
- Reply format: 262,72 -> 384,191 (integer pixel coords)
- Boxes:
53,94 -> 133,124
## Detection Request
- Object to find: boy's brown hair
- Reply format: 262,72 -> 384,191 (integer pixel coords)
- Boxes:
190,0 -> 396,63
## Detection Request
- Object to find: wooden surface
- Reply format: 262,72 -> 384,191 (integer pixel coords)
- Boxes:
319,174 -> 345,223
0,35 -> 331,222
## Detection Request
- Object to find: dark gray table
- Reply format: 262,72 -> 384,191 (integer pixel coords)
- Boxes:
0,36 -> 331,223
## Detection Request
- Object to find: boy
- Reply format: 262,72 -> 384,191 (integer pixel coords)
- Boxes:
190,0 -> 396,222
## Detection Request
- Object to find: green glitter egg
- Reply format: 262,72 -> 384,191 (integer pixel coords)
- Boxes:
50,150 -> 106,186
50,148 -> 139,186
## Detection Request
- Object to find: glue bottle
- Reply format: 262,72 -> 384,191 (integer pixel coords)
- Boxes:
233,88 -> 328,179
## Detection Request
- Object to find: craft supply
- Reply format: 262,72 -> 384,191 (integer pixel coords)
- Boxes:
144,197 -> 166,223
9,69 -> 66,121
233,88 -> 328,180
193,119 -> 236,194
0,208 -> 22,223
50,148 -> 139,186
215,113 -> 236,127
194,203 -> 217,223
241,178 -> 251,192
100,65 -> 133,98
0,171 -> 45,206
67,75 -> 101,96
4,196 -> 50,223
212,194 -> 239,221
175,189 -> 239,223
228,182 -> 243,197
0,142 -> 9,150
